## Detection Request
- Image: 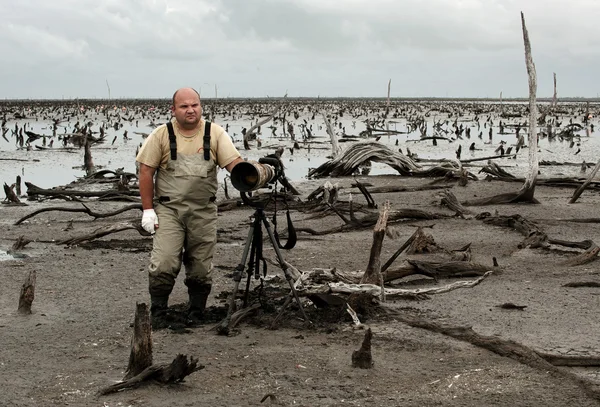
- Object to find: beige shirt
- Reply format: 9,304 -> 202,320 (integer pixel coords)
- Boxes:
136,118 -> 240,169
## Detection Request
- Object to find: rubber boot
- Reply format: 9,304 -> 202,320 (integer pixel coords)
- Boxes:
187,284 -> 212,324
150,294 -> 169,329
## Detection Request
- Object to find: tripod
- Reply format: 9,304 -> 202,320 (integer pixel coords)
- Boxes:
218,192 -> 309,334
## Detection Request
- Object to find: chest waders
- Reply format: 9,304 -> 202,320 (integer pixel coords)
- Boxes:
148,121 -> 216,325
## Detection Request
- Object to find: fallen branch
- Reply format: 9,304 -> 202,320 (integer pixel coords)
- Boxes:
15,203 -> 142,225
26,182 -> 139,199
569,158 -> 600,204
384,307 -> 600,401
98,354 -> 204,396
57,220 -> 149,246
298,271 -> 493,299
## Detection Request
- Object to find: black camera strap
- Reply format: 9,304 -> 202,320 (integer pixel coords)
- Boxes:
252,215 -> 268,279
272,192 -> 297,250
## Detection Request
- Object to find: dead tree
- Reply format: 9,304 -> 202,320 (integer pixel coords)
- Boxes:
18,270 -> 36,315
552,72 -> 557,111
462,13 -> 540,206
244,109 -> 279,150
84,134 -> 94,176
361,201 -> 390,301
3,182 -> 22,204
58,220 -> 150,246
98,354 -> 204,396
569,158 -> 600,204
351,328 -> 373,369
323,113 -> 341,158
124,303 -> 153,380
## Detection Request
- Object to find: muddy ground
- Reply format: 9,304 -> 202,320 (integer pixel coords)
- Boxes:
1,175 -> 600,407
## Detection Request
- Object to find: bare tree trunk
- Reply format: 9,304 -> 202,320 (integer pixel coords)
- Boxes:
323,114 -> 341,158
386,79 -> 391,117
361,201 -> 390,301
84,134 -> 94,176
351,328 -> 373,369
124,303 -> 153,380
517,12 -> 539,202
569,158 -> 600,204
552,72 -> 557,110
243,109 -> 279,150
18,270 -> 36,315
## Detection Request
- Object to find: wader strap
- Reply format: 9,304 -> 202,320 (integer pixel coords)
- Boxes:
203,121 -> 211,161
166,122 -> 177,160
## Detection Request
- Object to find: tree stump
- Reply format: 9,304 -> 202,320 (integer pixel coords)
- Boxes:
361,201 -> 390,301
18,270 -> 36,315
352,328 -> 374,369
124,303 -> 153,380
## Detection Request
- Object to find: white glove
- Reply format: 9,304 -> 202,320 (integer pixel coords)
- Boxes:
142,209 -> 159,234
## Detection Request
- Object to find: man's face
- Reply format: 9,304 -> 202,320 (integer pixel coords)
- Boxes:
172,90 -> 202,129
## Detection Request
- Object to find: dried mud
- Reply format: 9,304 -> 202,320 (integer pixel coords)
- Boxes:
1,175 -> 600,407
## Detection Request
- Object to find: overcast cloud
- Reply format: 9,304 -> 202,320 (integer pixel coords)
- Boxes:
1,0 -> 598,99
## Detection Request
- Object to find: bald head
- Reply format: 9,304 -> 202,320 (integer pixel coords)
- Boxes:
171,88 -> 202,130
172,87 -> 201,106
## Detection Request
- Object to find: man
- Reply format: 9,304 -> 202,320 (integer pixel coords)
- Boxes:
136,87 -> 243,326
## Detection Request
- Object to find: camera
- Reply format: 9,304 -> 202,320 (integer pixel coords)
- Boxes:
230,156 -> 283,192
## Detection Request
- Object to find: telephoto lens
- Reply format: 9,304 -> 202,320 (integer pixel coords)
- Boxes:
230,160 -> 276,192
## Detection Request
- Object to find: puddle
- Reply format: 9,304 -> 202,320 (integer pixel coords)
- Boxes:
0,249 -> 28,261
0,250 -> 15,261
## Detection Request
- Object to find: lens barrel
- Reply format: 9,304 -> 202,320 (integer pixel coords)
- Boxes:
230,161 -> 276,192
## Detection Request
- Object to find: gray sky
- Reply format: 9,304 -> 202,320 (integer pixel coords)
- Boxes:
1,0 -> 598,99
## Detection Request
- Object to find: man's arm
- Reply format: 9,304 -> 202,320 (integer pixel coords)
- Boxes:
138,163 -> 157,209
224,157 -> 244,173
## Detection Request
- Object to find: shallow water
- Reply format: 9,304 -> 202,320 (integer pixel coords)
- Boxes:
0,105 -> 597,190
0,249 -> 15,261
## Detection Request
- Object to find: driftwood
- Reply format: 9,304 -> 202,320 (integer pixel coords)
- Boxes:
351,328 -> 373,369
308,141 -> 422,178
297,271 -> 493,300
361,201 -> 389,301
406,227 -> 440,254
25,182 -> 139,199
381,228 -> 420,274
385,259 -> 493,283
15,203 -> 142,225
480,213 -> 599,264
216,303 -> 262,336
3,182 -> 24,204
18,270 -> 36,315
296,209 -> 450,235
563,243 -> 600,266
384,308 -> 600,401
58,220 -> 150,246
124,303 -> 153,380
98,354 -> 204,396
12,235 -> 31,250
439,190 -> 473,216
569,158 -> 600,204
244,109 -> 279,149
363,184 -> 448,194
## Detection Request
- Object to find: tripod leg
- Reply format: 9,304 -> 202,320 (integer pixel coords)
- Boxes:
261,216 -> 311,323
217,222 -> 255,335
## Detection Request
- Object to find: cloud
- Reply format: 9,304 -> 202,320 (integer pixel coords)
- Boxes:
0,0 -> 599,98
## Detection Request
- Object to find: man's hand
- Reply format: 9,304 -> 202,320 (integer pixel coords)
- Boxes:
142,209 -> 159,234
